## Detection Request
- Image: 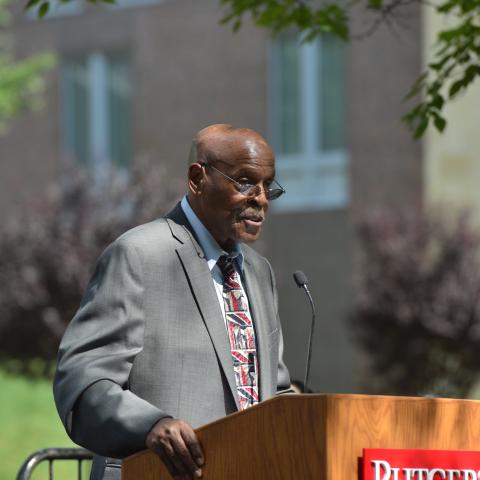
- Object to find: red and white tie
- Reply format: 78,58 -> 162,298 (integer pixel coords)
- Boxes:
217,255 -> 259,409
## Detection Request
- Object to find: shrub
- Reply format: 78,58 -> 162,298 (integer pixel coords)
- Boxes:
0,162 -> 181,376
351,208 -> 480,398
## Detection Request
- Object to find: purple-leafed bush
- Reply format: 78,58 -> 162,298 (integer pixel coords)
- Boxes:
0,162 -> 181,376
352,208 -> 480,398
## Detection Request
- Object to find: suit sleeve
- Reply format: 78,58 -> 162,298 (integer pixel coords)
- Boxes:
53,239 -> 170,458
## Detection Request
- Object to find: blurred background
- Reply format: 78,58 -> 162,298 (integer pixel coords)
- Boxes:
1,0 -> 480,478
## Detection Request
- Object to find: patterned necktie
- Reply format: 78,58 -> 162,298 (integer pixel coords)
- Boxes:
217,255 -> 259,409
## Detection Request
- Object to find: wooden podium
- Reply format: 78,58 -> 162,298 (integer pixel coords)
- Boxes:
122,394 -> 480,479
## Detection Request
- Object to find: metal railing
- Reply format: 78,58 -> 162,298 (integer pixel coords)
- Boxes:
16,448 -> 93,480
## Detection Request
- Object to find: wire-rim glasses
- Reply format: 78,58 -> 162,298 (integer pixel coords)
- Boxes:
201,162 -> 286,201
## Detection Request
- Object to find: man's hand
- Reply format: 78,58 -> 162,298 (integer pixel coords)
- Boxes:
146,417 -> 204,480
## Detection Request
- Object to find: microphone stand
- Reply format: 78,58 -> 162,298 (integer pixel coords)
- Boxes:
302,283 -> 316,393
293,271 -> 316,394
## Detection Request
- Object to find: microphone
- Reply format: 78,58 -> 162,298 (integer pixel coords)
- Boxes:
293,270 -> 308,288
292,270 -> 316,393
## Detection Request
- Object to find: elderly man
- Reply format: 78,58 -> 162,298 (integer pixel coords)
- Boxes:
54,124 -> 291,480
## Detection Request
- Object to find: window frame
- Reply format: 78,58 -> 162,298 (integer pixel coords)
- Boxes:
60,50 -> 132,178
268,35 -> 349,212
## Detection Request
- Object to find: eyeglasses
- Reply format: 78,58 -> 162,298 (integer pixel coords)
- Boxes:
202,162 -> 286,201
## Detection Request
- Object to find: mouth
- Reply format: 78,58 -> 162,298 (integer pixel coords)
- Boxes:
240,213 -> 264,228
244,218 -> 263,228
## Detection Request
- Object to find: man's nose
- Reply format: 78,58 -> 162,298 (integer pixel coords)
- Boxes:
250,186 -> 269,208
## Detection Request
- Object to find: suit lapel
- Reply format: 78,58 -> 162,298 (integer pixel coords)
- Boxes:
243,255 -> 273,402
165,205 -> 240,410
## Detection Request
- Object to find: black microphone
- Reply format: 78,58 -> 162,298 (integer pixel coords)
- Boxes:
292,270 -> 316,393
293,270 -> 308,288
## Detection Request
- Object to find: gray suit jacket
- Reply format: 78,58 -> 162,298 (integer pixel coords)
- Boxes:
53,203 -> 290,480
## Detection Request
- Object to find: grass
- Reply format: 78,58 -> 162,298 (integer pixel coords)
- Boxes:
0,370 -> 91,480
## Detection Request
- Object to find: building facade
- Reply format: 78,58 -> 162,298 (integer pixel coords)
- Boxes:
0,0 -> 424,392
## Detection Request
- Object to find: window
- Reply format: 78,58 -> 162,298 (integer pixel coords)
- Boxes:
270,34 -> 349,211
61,52 -> 132,176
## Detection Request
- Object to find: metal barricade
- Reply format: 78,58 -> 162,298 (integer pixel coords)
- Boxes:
16,448 -> 93,480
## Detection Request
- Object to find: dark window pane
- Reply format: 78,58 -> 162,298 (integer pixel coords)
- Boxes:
271,36 -> 301,155
318,34 -> 346,151
61,58 -> 89,165
61,53 -> 132,172
107,54 -> 131,170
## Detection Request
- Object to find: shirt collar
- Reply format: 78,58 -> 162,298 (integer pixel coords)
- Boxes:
180,196 -> 244,272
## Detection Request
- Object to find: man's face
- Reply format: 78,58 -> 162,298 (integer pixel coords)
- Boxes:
194,142 -> 275,251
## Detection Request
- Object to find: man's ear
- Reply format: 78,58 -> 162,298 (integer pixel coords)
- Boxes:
188,163 -> 204,196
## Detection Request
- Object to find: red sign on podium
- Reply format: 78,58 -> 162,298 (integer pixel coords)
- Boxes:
362,448 -> 480,479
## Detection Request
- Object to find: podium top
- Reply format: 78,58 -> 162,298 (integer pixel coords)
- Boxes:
123,393 -> 480,480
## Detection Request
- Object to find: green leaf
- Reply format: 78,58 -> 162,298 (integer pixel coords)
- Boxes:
414,118 -> 429,139
465,63 -> 480,80
368,0 -> 383,9
431,94 -> 444,110
437,0 -> 457,13
429,53 -> 453,72
38,2 -> 50,18
233,18 -> 242,32
427,80 -> 442,95
433,115 -> 447,132
449,78 -> 465,97
457,53 -> 470,64
25,0 -> 41,10
403,103 -> 424,122
405,71 -> 428,100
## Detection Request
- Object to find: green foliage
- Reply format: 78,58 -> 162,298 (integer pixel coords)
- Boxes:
0,162 -> 181,376
219,0 -> 349,41
352,208 -> 480,397
0,54 -> 54,131
0,0 -> 54,132
0,371 -> 86,480
404,2 -> 480,138
219,0 -> 480,138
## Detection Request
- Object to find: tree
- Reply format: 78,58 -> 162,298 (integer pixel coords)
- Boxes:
25,0 -> 480,138
220,0 -> 480,139
0,162 -> 181,377
0,0 -> 53,132
351,208 -> 480,397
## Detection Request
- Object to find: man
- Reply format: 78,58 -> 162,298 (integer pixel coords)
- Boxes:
54,124 -> 291,480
